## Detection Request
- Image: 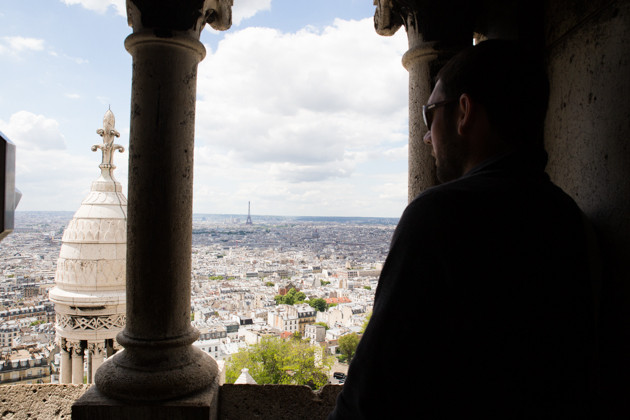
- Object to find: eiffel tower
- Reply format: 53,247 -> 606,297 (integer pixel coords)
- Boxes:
246,201 -> 253,225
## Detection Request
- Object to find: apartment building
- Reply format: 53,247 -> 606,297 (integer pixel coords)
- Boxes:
0,347 -> 51,385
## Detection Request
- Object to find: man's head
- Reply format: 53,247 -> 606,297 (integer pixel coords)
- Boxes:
423,39 -> 550,182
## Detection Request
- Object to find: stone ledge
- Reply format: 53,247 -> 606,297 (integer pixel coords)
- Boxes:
219,384 -> 341,420
0,383 -> 342,420
0,384 -> 89,420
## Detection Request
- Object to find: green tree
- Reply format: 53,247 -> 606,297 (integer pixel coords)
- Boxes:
308,298 -> 328,312
274,288 -> 306,305
225,337 -> 334,389
338,333 -> 360,363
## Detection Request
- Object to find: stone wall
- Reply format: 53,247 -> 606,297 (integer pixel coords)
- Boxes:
0,384 -> 342,420
544,0 -> 630,415
0,384 -> 89,419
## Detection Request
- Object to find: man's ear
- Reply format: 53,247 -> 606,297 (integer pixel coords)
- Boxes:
457,93 -> 474,136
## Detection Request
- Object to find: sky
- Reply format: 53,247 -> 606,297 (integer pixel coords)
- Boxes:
0,0 -> 409,218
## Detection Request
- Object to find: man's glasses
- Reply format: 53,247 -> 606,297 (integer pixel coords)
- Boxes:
422,100 -> 457,130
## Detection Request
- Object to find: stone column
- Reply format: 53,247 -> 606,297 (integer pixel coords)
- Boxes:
86,348 -> 92,384
69,340 -> 84,385
59,338 -> 71,384
373,1 -> 473,200
76,0 -> 233,414
87,342 -> 105,383
91,342 -> 106,373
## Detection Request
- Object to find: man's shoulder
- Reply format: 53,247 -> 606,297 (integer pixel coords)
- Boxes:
406,178 -> 478,211
397,183 -> 464,230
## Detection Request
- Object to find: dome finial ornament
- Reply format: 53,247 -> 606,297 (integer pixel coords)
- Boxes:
93,109 -> 124,179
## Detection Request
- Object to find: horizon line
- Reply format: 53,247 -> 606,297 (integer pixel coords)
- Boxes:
15,210 -> 400,220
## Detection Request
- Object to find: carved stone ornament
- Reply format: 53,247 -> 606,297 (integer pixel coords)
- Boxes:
54,258 -> 125,288
58,314 -> 126,332
126,0 -> 233,36
88,341 -> 106,356
59,337 -> 69,353
374,0 -> 405,36
92,109 -> 124,179
66,339 -> 83,355
206,0 -> 233,31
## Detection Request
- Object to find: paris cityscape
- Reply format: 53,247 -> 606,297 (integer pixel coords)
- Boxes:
0,210 -> 397,385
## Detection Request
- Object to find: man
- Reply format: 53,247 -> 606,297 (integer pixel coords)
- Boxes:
329,40 -> 597,419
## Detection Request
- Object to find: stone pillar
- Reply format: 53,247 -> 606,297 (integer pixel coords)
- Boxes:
59,338 -> 71,384
74,2 -> 233,418
69,340 -> 84,385
87,342 -> 105,383
86,349 -> 92,384
373,1 -> 473,200
91,342 -> 106,374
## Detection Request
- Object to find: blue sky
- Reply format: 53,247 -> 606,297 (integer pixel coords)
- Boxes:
0,0 -> 409,218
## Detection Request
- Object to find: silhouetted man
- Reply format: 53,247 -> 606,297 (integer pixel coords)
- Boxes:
329,40 -> 597,419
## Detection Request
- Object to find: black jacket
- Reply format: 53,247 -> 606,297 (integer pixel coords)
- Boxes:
329,149 -> 598,419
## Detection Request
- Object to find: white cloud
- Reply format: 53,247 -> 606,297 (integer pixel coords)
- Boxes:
197,18 -> 407,165
0,36 -> 89,65
232,0 -> 271,26
11,148 -> 122,212
61,0 -> 125,16
382,144 -> 408,161
194,17 -> 409,216
0,36 -> 45,56
0,111 -> 67,151
0,110 -> 129,212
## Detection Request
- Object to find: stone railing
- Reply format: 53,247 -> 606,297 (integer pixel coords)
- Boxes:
0,383 -> 342,420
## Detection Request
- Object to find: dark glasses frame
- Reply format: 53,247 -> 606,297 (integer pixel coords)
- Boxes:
422,99 -> 457,130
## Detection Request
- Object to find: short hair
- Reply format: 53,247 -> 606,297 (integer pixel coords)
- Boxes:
436,39 -> 550,149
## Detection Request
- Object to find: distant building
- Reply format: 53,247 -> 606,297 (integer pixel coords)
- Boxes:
0,321 -> 19,349
49,110 -> 127,385
278,282 -> 299,295
0,347 -> 52,385
198,324 -> 228,341
287,303 -> 316,335
267,306 -> 299,334
193,338 -> 228,361
325,296 -> 351,305
0,303 -> 54,323
304,324 -> 326,344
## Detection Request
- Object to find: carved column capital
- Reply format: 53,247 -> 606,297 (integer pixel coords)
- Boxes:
373,0 -> 405,36
374,0 -> 475,46
58,337 -> 69,353
67,339 -> 84,356
126,0 -> 232,37
88,341 -> 106,357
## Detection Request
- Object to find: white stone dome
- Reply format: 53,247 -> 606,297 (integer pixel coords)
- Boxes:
50,109 -> 127,313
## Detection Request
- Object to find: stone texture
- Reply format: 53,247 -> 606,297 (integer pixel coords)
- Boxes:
73,382 -> 219,420
0,384 -> 89,420
544,0 -> 630,414
0,384 -> 342,420
218,384 -> 341,420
